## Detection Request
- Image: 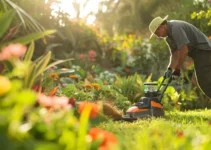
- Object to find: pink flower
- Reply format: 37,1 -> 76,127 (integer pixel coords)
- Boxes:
79,54 -> 86,60
37,94 -> 53,108
88,50 -> 97,62
52,96 -> 70,109
37,94 -> 72,110
0,44 -> 27,60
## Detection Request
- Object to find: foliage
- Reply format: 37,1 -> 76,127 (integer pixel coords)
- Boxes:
0,0 -> 44,32
98,32 -> 169,79
0,9 -> 56,49
61,80 -> 131,111
0,45 -> 117,150
114,73 -> 145,104
191,7 -> 211,34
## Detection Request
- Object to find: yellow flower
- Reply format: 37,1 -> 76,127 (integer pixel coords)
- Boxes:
0,76 -> 11,95
122,41 -> 129,48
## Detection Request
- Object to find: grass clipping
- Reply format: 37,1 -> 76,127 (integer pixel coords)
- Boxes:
102,102 -> 123,120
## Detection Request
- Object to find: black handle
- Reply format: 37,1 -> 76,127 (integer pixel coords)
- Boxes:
157,76 -> 172,102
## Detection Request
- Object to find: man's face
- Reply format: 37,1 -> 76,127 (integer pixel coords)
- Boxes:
154,25 -> 167,38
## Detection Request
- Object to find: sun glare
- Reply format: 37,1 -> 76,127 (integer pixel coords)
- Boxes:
48,0 -> 102,25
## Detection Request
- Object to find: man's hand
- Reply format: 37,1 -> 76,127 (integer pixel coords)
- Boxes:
172,68 -> 181,80
164,68 -> 172,78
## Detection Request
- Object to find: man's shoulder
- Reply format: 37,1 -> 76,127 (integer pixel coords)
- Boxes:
169,20 -> 189,28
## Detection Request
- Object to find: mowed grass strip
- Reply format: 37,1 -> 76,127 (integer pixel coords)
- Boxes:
99,109 -> 211,150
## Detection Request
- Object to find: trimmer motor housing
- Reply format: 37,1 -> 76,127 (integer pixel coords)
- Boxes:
123,97 -> 164,120
122,78 -> 171,121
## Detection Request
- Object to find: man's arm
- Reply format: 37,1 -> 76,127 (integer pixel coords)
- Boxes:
168,45 -> 188,70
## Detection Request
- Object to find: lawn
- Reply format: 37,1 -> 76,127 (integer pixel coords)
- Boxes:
98,109 -> 211,150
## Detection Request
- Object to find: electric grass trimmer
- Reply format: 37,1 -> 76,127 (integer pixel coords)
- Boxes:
122,75 -> 172,121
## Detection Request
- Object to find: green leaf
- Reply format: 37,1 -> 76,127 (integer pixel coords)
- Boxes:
0,30 -> 56,47
45,43 -> 62,52
3,61 -> 13,72
4,0 -> 44,32
34,51 -> 51,78
45,58 -> 74,71
24,41 -> 34,62
24,64 -> 36,88
0,10 -> 15,38
35,141 -> 63,150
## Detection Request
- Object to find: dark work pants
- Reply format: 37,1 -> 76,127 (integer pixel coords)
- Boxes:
188,50 -> 211,99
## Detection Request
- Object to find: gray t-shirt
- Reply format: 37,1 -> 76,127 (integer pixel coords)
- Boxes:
165,20 -> 211,54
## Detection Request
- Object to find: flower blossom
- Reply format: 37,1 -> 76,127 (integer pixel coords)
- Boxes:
79,54 -> 86,60
88,50 -> 97,62
78,101 -> 99,118
0,76 -> 11,95
37,94 -> 73,110
0,44 -> 27,61
88,128 -> 118,150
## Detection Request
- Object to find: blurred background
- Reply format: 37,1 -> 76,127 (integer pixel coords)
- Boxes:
2,0 -> 211,80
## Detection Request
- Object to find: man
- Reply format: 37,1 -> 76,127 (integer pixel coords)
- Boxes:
149,15 -> 211,99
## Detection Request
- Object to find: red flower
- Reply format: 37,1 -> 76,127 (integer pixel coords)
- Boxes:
68,97 -> 76,107
176,129 -> 184,138
78,101 -> 99,118
88,128 -> 118,150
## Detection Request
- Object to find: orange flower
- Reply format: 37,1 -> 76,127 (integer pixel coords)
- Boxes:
78,101 -> 99,118
0,44 -> 27,60
185,61 -> 194,70
175,129 -> 184,139
0,76 -> 11,95
92,83 -> 100,90
49,73 -> 59,80
88,128 -> 118,150
82,84 -> 93,89
48,86 -> 59,96
69,75 -> 78,79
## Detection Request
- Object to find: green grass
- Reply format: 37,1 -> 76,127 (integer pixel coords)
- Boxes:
99,109 -> 211,150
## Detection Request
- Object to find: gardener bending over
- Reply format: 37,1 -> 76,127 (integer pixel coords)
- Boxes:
149,15 -> 211,99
